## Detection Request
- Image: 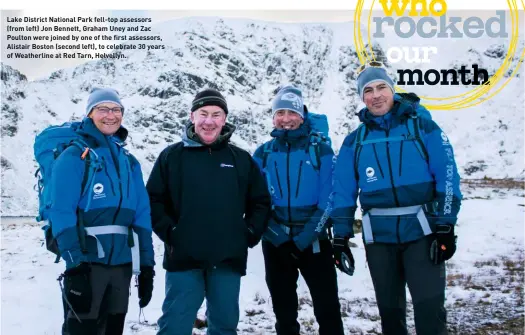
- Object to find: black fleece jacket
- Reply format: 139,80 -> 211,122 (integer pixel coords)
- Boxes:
146,123 -> 271,275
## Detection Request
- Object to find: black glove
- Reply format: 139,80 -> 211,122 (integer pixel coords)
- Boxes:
333,237 -> 355,276
278,240 -> 302,260
137,266 -> 155,308
63,262 -> 92,314
430,224 -> 457,264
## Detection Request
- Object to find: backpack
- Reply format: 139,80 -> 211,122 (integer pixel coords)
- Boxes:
34,122 -> 101,263
353,93 -> 430,180
261,111 -> 332,172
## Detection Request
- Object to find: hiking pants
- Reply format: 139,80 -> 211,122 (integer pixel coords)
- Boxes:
66,263 -> 132,335
157,268 -> 242,335
365,236 -> 448,335
262,239 -> 345,335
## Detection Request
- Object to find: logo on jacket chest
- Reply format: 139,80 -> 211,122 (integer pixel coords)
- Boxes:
220,163 -> 234,168
92,183 -> 106,200
366,167 -> 377,183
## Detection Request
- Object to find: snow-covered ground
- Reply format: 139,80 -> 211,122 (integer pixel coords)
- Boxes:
1,186 -> 523,335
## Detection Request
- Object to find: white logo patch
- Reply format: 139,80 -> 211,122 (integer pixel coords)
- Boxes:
441,132 -> 448,142
92,183 -> 106,200
366,167 -> 375,178
220,163 -> 234,168
366,167 -> 378,183
93,183 -> 104,194
280,92 -> 302,110
441,131 -> 451,146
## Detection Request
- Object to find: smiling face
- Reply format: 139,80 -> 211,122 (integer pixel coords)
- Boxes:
363,81 -> 394,116
190,106 -> 227,145
88,102 -> 123,135
273,109 -> 304,130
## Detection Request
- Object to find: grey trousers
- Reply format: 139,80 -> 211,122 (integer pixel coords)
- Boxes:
365,236 -> 448,335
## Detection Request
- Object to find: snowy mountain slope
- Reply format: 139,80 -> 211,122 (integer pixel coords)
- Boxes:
1,16 -> 524,216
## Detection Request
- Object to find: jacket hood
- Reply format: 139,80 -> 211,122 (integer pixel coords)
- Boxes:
182,122 -> 236,148
358,93 -> 431,129
77,117 -> 128,146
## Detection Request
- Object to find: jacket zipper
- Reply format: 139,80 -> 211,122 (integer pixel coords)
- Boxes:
286,143 -> 292,222
372,144 -> 385,178
274,162 -> 283,198
125,156 -> 131,198
101,157 -> 116,195
399,141 -> 404,176
385,129 -> 401,243
107,139 -> 123,265
295,161 -> 303,198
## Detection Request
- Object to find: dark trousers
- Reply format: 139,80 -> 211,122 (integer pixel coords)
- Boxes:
262,239 -> 345,335
365,236 -> 448,335
65,264 -> 132,335
62,297 -> 68,335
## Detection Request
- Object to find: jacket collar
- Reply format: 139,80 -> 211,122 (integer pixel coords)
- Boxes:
358,93 -> 422,130
182,122 -> 236,149
270,121 -> 310,146
270,105 -> 314,146
77,117 -> 128,147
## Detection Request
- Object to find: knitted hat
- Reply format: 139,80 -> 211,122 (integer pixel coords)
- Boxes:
357,67 -> 395,101
191,89 -> 228,114
272,85 -> 304,118
86,87 -> 124,116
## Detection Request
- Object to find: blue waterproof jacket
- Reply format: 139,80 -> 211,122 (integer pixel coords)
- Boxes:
49,118 -> 155,269
332,94 -> 462,243
253,118 -> 334,251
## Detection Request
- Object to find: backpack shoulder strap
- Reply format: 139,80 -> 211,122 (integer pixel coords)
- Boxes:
354,124 -> 367,181
307,133 -> 322,172
69,139 -> 102,215
66,140 -> 97,195
261,139 -> 276,170
355,124 -> 367,148
406,115 -> 429,163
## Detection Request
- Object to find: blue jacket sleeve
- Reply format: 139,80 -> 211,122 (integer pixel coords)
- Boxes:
252,144 -> 290,247
293,144 -> 335,250
49,147 -> 87,269
331,132 -> 359,238
423,120 -> 462,225
130,160 -> 155,267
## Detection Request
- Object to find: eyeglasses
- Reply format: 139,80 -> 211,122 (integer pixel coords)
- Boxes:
356,61 -> 385,76
95,106 -> 123,116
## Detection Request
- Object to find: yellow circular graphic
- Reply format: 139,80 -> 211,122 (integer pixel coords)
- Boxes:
353,0 -> 525,110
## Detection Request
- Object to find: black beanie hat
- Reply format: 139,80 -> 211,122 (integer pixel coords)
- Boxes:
191,89 -> 229,114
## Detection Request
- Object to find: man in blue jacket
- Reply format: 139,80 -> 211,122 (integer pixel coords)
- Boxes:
331,65 -> 462,334
50,88 -> 155,335
253,86 -> 346,335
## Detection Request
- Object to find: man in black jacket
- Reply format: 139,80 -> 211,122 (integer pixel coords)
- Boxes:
146,88 -> 271,335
